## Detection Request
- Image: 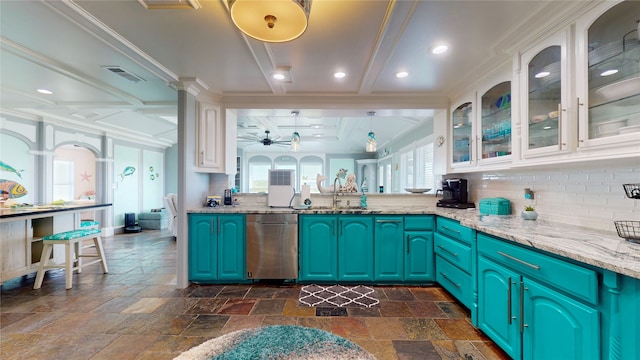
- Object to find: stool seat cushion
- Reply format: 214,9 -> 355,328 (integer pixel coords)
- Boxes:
43,228 -> 101,241
81,220 -> 100,228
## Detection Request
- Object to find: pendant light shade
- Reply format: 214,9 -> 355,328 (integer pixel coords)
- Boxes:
291,131 -> 301,151
291,110 -> 301,151
365,111 -> 377,152
227,0 -> 312,43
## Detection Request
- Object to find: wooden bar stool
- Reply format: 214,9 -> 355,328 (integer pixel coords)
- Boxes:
33,228 -> 108,289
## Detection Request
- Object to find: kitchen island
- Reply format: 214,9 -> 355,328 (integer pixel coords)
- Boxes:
0,202 -> 112,282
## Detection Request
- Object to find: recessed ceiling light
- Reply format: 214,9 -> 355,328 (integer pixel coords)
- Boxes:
600,69 -> 618,76
334,72 -> 346,79
431,45 -> 448,54
37,88 -> 53,95
534,71 -> 550,78
396,71 -> 409,78
271,66 -> 292,82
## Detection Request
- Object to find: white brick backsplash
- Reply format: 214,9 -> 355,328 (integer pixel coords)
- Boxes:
463,160 -> 638,231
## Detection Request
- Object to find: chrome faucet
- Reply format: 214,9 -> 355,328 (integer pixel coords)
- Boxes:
332,177 -> 342,209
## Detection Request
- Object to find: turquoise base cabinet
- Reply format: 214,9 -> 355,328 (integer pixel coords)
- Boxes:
374,216 -> 404,281
188,214 -> 245,282
299,215 -> 338,281
338,216 -> 374,281
300,214 -> 433,283
478,233 -> 600,360
299,215 -> 373,282
434,217 -> 476,323
373,215 -> 435,282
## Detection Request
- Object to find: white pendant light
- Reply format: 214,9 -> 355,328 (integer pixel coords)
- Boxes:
291,110 -> 301,151
227,0 -> 312,43
366,111 -> 377,152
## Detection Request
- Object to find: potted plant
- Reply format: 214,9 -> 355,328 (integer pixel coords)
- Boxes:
521,205 -> 538,220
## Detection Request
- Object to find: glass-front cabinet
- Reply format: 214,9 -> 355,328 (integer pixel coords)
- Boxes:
451,102 -> 473,166
480,81 -> 512,161
521,29 -> 570,158
576,0 -> 640,149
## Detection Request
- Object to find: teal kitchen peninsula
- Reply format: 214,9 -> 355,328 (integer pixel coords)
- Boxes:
0,202 -> 112,282
188,198 -> 640,360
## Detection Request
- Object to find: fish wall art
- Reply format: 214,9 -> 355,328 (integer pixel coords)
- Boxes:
118,166 -> 136,181
0,179 -> 28,199
149,166 -> 160,181
0,161 -> 24,178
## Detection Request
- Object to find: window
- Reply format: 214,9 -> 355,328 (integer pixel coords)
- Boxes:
399,137 -> 434,192
300,156 -> 323,193
247,156 -> 271,193
53,160 -> 74,200
377,157 -> 391,193
415,140 -> 435,191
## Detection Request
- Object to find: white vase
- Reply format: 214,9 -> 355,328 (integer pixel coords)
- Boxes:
521,210 -> 538,220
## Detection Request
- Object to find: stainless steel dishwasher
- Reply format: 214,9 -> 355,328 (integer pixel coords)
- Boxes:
246,214 -> 298,280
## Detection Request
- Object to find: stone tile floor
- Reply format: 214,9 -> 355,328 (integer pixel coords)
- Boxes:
0,230 -> 510,360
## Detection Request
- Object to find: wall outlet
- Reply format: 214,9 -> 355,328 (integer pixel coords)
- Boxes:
524,188 -> 534,199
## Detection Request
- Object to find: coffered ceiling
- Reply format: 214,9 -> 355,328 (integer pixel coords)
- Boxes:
0,0 -> 589,152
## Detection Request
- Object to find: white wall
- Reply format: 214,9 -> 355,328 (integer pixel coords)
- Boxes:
460,158 -> 639,231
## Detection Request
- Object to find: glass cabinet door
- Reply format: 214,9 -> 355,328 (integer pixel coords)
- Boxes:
451,102 -> 473,164
527,46 -> 562,150
585,1 -> 640,141
480,82 -> 511,159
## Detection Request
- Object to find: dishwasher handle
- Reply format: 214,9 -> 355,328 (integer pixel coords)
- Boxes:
254,221 -> 292,225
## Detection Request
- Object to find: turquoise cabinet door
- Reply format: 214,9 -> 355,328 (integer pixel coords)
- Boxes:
374,217 -> 404,281
188,214 -> 217,281
217,215 -> 245,281
478,257 -> 520,359
404,231 -> 434,281
523,279 -> 600,360
338,216 -> 374,281
299,215 -> 337,281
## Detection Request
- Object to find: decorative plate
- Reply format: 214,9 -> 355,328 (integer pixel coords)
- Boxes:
404,188 -> 432,193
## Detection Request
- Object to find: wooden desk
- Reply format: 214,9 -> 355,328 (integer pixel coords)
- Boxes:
0,203 -> 111,282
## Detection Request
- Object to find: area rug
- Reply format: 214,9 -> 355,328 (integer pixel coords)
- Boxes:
174,325 -> 376,360
298,284 -> 380,308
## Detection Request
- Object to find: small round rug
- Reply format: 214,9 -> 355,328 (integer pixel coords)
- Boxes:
174,325 -> 376,360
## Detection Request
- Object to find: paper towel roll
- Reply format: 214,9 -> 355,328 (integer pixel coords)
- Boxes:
301,184 -> 311,205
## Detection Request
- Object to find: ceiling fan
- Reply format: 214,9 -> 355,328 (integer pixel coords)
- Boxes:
238,130 -> 291,146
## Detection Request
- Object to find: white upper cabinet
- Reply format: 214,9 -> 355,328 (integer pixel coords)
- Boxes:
519,29 -> 572,159
450,99 -> 475,170
449,67 -> 513,173
575,0 -> 640,156
196,101 -> 237,174
479,80 -> 512,165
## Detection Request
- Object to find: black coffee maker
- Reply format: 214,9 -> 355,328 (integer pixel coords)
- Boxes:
437,178 -> 475,209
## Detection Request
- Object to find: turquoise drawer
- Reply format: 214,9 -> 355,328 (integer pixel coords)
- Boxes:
404,215 -> 434,231
435,233 -> 472,274
436,255 -> 473,309
477,233 -> 598,305
436,217 -> 475,245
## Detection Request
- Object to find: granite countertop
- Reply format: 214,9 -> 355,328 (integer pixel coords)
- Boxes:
188,205 -> 640,280
0,202 -> 112,220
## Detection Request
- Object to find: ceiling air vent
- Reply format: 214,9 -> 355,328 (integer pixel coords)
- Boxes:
103,66 -> 146,83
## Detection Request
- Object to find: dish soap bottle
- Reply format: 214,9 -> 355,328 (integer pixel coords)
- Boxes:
360,193 -> 368,209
